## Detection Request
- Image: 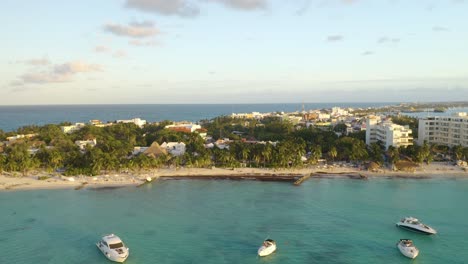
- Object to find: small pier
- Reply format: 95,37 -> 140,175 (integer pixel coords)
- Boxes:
294,174 -> 311,186
74,182 -> 88,190
136,177 -> 155,188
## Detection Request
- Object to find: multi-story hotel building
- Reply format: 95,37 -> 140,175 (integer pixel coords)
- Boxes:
366,117 -> 413,149
418,112 -> 468,147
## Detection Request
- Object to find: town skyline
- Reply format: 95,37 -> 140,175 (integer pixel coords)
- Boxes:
1,0 -> 468,105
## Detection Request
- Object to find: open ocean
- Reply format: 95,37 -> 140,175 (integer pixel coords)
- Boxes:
0,103 -> 394,132
1,178 -> 467,264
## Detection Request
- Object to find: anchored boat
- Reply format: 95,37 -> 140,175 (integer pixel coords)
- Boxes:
397,239 -> 419,259
396,217 -> 437,235
96,234 -> 129,263
258,239 -> 277,257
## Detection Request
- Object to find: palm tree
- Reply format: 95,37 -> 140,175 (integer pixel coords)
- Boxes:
350,141 -> 368,162
309,145 -> 322,165
387,146 -> 400,166
251,144 -> 263,167
368,143 -> 384,164
0,154 -> 5,173
262,144 -> 273,167
241,147 -> 250,164
328,146 -> 337,161
452,145 -> 463,161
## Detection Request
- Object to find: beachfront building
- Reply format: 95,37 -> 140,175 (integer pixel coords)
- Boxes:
61,123 -> 86,134
165,123 -> 201,133
418,112 -> 468,147
161,142 -> 186,156
6,133 -> 38,142
143,142 -> 168,158
75,139 -> 97,150
366,117 -> 413,149
132,146 -> 149,156
116,118 -> 147,128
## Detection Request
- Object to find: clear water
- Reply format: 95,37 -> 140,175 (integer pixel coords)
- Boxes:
1,178 -> 467,264
402,107 -> 468,118
0,103 -> 394,131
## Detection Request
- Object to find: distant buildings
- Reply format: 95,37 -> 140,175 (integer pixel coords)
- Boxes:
279,115 -> 302,125
231,112 -> 266,119
60,118 -> 146,134
366,117 -> 413,149
61,123 -> 86,134
116,118 -> 147,128
165,123 -> 201,133
6,133 -> 37,142
75,139 -> 97,150
331,107 -> 348,117
418,112 -> 468,147
132,146 -> 149,156
161,142 -> 186,156
164,123 -> 207,139
132,142 -> 186,157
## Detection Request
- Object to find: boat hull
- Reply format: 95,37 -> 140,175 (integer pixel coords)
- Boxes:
96,243 -> 129,263
397,244 -> 419,259
258,244 -> 277,257
396,223 -> 437,235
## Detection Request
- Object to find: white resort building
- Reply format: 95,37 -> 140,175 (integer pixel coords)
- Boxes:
165,123 -> 201,133
161,142 -> 186,156
418,112 -> 468,147
61,123 -> 86,134
366,117 -> 413,149
116,118 -> 147,128
75,139 -> 97,150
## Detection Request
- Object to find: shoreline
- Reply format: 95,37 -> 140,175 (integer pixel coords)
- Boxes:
1,163 -> 467,191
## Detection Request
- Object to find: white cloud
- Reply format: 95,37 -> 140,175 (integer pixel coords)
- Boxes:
95,46 -> 111,53
326,35 -> 343,42
432,26 -> 449,32
342,0 -> 358,4
113,50 -> 127,58
377,37 -> 400,44
54,61 -> 102,75
125,0 -> 200,17
129,39 -> 158,46
124,0 -> 268,16
20,72 -> 71,84
17,58 -> 51,66
103,21 -> 158,38
11,60 -> 102,86
206,0 -> 267,10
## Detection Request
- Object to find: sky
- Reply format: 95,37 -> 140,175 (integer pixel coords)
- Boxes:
1,0 -> 467,105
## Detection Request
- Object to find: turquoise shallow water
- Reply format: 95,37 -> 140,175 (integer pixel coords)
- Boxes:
1,178 -> 467,264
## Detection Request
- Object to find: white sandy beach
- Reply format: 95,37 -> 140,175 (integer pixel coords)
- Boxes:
0,162 -> 466,191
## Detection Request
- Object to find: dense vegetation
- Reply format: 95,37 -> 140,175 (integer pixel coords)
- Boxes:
0,116 -> 467,176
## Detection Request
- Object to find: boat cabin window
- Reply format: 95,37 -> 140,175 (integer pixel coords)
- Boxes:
109,242 -> 124,249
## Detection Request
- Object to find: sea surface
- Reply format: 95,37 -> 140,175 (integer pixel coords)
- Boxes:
402,107 -> 468,119
0,103 -> 394,132
1,178 -> 467,264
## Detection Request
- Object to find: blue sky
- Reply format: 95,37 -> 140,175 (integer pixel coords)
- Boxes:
1,0 -> 467,105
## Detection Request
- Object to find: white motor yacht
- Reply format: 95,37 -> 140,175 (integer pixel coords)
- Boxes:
96,234 -> 129,263
258,239 -> 277,257
396,217 -> 437,235
397,239 -> 419,259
